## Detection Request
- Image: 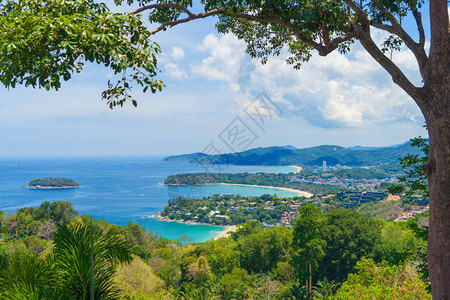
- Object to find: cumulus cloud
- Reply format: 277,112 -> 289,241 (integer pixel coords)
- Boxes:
164,62 -> 189,80
191,34 -> 247,81
190,32 -> 424,129
170,46 -> 185,60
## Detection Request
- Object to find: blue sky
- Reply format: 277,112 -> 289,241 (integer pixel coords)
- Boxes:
0,3 -> 432,156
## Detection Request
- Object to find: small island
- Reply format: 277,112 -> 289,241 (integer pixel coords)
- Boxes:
22,177 -> 81,189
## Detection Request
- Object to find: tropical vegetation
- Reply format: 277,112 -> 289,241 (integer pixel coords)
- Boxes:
0,200 -> 430,299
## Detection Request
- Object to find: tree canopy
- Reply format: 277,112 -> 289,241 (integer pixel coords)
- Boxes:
0,0 -> 448,296
0,0 -> 164,108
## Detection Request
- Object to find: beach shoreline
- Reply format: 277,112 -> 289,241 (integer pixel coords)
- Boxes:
216,183 -> 313,198
289,165 -> 303,173
161,182 -> 313,198
213,225 -> 239,240
152,213 -> 236,240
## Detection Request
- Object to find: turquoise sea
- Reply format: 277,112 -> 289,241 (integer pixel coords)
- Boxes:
0,156 -> 297,242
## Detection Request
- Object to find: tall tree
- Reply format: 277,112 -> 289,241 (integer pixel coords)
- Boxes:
292,204 -> 326,297
0,0 -> 448,296
319,208 -> 381,283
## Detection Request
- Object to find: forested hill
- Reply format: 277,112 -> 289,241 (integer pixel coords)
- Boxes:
164,141 -> 424,166
23,177 -> 80,189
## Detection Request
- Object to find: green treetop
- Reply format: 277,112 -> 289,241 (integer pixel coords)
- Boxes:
0,0 -> 164,108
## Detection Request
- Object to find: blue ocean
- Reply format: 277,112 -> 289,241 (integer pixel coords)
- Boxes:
0,156 -> 296,242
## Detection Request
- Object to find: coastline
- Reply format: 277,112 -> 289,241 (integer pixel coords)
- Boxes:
214,225 -> 239,240
22,185 -> 82,189
289,165 -> 303,173
217,183 -> 313,198
153,213 -> 235,240
161,182 -> 313,198
153,213 -> 229,227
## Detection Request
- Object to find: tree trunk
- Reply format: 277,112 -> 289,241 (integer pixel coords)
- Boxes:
305,261 -> 309,297
309,263 -> 312,295
305,279 -> 308,297
420,32 -> 449,298
422,91 -> 450,299
420,2 -> 449,298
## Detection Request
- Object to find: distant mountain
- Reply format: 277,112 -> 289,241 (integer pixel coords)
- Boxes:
164,152 -> 209,162
163,141 -> 423,166
282,145 -> 298,150
348,142 -> 406,151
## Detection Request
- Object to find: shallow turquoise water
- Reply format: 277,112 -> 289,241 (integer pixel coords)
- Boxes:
0,156 -> 296,242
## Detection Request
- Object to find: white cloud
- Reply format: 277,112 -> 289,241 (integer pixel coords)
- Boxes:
170,46 -> 185,60
190,32 -> 424,129
191,33 -> 246,81
164,62 -> 189,80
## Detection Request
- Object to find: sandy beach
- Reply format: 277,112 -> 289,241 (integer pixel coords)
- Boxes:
289,165 -> 303,173
218,183 -> 313,198
214,225 -> 239,240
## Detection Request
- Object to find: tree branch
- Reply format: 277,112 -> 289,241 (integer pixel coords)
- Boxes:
345,0 -> 370,29
372,20 -> 428,79
146,8 -> 223,34
137,4 -> 326,51
131,3 -> 193,16
232,12 -> 328,53
356,26 -> 421,104
135,3 -> 356,57
412,8 -> 426,48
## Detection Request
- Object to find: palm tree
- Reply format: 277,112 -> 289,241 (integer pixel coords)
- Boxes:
53,221 -> 133,300
0,252 -> 63,300
312,278 -> 337,300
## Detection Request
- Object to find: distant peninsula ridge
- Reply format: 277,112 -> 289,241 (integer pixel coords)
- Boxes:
163,141 -> 423,167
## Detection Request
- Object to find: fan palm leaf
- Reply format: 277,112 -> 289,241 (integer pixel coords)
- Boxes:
53,222 -> 132,300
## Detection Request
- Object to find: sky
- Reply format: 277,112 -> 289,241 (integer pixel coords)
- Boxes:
0,3 -> 433,156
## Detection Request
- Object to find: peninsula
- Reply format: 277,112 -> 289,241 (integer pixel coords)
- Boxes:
22,177 -> 80,189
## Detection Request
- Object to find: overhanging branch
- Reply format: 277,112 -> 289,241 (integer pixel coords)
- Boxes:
370,1 -> 428,77
131,3 -> 193,16
372,21 -> 428,78
356,27 -> 421,104
132,3 -> 356,57
412,8 -> 425,48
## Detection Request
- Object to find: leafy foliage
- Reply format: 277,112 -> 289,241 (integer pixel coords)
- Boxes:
53,221 -> 133,299
114,255 -> 165,298
292,205 -> 326,295
318,209 -> 382,283
335,257 -> 431,300
389,137 -> 429,197
0,252 -> 62,300
312,277 -> 337,300
0,0 -> 164,108
0,200 -> 431,298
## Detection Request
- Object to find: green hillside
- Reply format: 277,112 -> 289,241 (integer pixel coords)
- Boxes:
164,141 -> 424,166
